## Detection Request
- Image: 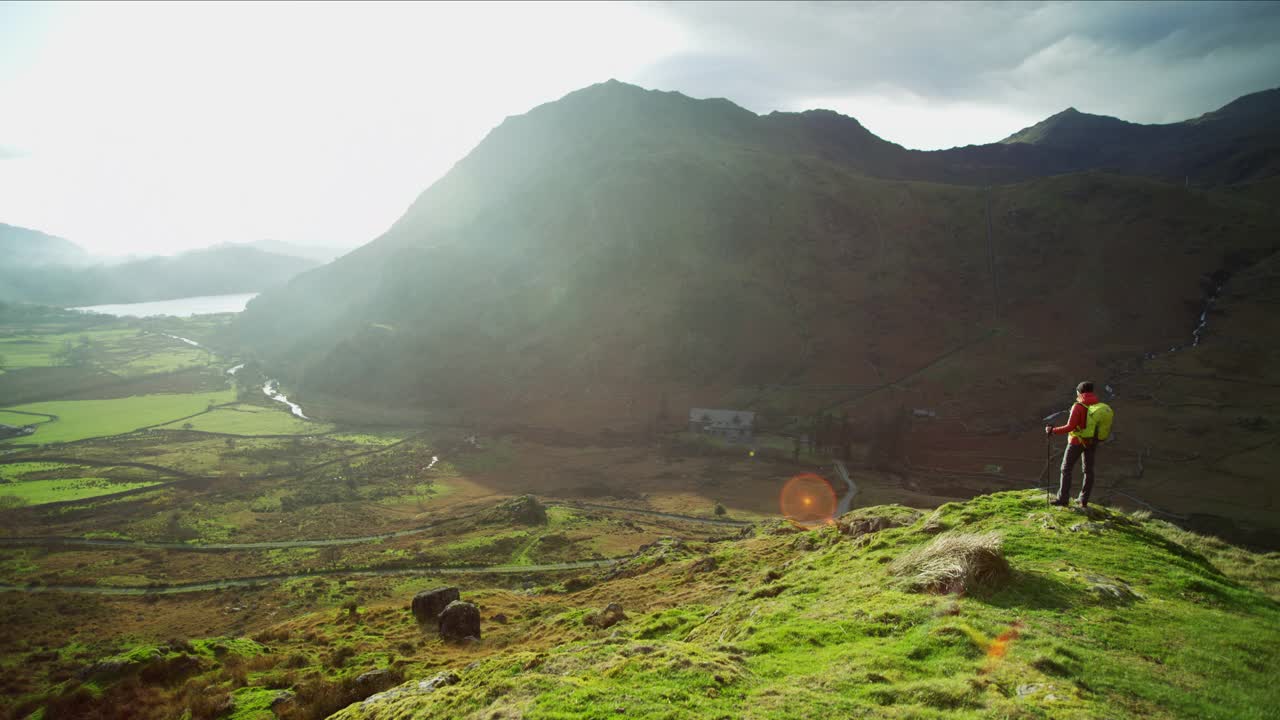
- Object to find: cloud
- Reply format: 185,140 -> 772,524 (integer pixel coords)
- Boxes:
637,1 -> 1280,145
0,145 -> 25,160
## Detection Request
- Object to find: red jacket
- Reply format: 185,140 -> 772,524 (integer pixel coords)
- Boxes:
1052,392 -> 1100,446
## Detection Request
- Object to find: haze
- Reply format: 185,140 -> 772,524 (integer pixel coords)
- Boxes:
1,0 -> 1276,256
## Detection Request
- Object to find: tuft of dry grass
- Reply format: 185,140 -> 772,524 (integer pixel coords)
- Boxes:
890,532 -> 1010,594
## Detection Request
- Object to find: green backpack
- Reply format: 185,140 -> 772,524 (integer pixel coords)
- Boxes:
1071,402 -> 1114,443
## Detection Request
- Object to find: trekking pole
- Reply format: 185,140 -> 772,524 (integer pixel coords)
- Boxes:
1042,433 -> 1053,505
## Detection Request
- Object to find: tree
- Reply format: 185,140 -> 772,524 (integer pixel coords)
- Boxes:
714,503 -> 727,516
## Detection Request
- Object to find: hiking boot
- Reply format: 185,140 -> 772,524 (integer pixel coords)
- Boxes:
1049,499 -> 1069,507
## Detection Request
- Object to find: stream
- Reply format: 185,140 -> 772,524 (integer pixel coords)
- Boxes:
1042,275 -> 1227,424
262,379 -> 308,420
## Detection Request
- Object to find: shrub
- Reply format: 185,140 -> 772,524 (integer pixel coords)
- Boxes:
890,532 -> 1010,594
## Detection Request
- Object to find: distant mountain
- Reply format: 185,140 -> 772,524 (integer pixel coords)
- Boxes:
0,223 -> 89,267
0,245 -> 318,306
995,88 -> 1280,184
237,80 -> 1280,416
224,239 -> 354,264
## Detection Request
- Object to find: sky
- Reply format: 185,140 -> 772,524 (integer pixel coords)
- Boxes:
1,1 -> 1278,257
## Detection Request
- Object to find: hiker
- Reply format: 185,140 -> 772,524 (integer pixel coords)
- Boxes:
1044,381 -> 1114,508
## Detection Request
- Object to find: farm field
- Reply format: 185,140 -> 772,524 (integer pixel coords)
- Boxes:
0,410 -> 53,426
1,390 -> 235,444
0,477 -> 162,506
160,403 -> 333,436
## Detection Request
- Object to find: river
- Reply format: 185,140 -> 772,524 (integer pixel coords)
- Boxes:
73,292 -> 258,318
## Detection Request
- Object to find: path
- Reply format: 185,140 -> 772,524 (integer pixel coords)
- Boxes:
833,460 -> 859,515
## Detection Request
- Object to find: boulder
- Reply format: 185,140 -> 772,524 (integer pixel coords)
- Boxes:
362,671 -> 460,707
588,603 -> 627,629
356,669 -> 401,691
485,495 -> 548,525
412,587 -> 460,626
438,601 -> 481,641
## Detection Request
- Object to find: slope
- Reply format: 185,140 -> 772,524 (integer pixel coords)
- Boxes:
0,245 -> 319,306
0,222 -> 89,268
323,491 -> 1275,719
236,82 -> 1280,431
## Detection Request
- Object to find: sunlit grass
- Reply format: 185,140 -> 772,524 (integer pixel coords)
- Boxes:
1,390 -> 235,444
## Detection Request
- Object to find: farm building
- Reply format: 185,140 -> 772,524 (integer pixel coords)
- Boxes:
689,408 -> 755,443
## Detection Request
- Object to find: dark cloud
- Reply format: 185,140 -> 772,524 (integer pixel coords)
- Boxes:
638,1 -> 1280,123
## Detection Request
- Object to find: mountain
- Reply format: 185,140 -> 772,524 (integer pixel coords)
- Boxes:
995,88 -> 1280,185
236,81 -> 1280,530
222,239 -> 354,264
0,245 -> 319,306
0,223 -> 89,267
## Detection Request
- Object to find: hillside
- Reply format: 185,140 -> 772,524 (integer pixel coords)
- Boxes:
0,245 -> 319,306
237,81 -> 1280,416
13,491 -> 1277,719
235,81 -> 1280,538
998,88 -> 1280,185
331,492 -> 1278,719
0,223 -> 89,268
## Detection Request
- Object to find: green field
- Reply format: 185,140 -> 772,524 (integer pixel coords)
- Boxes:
161,403 -> 332,435
1,390 -> 236,444
0,328 -> 208,377
0,410 -> 53,427
0,462 -> 83,481
0,477 -> 162,505
0,329 -> 136,369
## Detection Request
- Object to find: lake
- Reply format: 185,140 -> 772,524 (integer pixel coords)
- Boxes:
73,293 -> 259,318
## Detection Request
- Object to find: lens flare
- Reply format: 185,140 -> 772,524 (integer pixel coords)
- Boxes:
779,473 -> 837,528
981,621 -> 1023,673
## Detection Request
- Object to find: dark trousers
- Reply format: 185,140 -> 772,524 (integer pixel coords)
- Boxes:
1056,442 -> 1097,504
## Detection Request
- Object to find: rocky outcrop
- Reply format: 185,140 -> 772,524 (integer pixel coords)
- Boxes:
438,601 -> 482,641
412,586 -> 460,626
586,602 -> 627,629
361,671 -> 460,708
484,495 -> 548,525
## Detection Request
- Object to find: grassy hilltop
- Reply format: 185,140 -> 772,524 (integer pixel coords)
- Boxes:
325,491 -> 1278,720
12,491 -> 1275,720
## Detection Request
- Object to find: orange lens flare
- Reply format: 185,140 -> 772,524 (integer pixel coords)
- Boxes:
779,473 -> 837,527
981,621 -> 1023,673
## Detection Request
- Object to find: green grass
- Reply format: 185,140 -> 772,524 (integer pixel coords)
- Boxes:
331,490 -> 1280,720
327,432 -> 406,446
0,410 -> 53,426
0,477 -> 162,505
160,403 -> 333,435
0,390 -> 235,444
0,462 -> 81,481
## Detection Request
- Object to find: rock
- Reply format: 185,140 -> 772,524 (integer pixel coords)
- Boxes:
1016,683 -> 1043,696
75,658 -> 137,681
420,671 -> 461,692
1070,521 -> 1111,534
412,586 -> 460,626
588,603 -> 627,629
355,668 -> 401,694
363,671 -> 460,706
492,613 -> 509,624
484,495 -> 547,525
438,601 -> 482,641
688,556 -> 718,575
269,691 -> 295,711
1084,574 -> 1143,602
